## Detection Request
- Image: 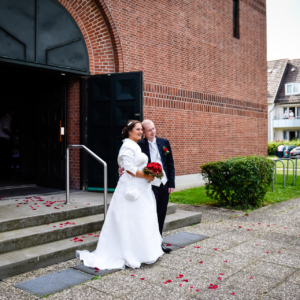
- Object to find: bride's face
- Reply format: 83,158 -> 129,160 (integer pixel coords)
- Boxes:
129,123 -> 143,142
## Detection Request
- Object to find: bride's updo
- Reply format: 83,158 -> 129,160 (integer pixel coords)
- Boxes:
122,120 -> 141,139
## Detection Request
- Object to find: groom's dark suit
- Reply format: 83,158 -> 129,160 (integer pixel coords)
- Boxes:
138,137 -> 175,235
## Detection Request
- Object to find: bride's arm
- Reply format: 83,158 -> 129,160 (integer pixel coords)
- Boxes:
121,146 -> 154,181
126,169 -> 154,181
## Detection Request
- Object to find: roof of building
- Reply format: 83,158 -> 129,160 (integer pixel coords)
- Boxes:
267,59 -> 288,104
277,59 -> 300,104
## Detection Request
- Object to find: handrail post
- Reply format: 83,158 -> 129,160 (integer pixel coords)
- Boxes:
66,147 -> 70,205
65,145 -> 108,220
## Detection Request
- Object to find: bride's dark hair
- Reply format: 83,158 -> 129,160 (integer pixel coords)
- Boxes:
122,120 -> 141,139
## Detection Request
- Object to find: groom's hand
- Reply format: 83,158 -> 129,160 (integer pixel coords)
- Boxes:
119,167 -> 125,177
168,188 -> 175,194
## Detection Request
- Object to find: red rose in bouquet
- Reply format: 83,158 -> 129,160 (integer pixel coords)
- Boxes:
143,162 -> 164,179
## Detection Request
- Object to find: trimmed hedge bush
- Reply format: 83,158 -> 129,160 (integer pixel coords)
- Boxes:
201,156 -> 275,209
268,140 -> 300,155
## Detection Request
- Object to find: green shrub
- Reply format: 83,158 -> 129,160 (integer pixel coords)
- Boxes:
201,156 -> 275,209
268,140 -> 300,155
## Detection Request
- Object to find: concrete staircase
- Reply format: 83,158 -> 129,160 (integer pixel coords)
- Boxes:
0,191 -> 202,279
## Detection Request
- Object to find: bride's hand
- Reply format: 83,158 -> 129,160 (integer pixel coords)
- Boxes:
144,174 -> 154,182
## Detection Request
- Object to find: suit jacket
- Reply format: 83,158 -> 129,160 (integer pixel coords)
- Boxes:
138,137 -> 175,188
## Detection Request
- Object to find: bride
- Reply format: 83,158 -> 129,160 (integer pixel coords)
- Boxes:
76,120 -> 164,269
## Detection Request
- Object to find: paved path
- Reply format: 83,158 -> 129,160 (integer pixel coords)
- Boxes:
2,198 -> 300,299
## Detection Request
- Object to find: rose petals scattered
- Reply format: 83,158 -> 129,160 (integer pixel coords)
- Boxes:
196,289 -> 200,292
214,248 -> 218,250
131,274 -> 134,276
167,280 -> 172,283
250,277 -> 254,279
199,261 -> 203,264
258,223 -> 261,225
267,225 -> 270,227
194,246 -> 201,248
220,273 -> 224,275
255,244 -> 258,246
190,286 -> 193,288
238,226 -> 242,228
140,278 -> 144,280
53,226 -> 56,227
163,282 -> 167,284
218,277 -> 222,280
247,229 -> 250,231
180,246 -> 185,248
265,251 -> 269,254
181,279 -> 188,282
224,261 -> 227,263
208,284 -> 218,290
177,274 -> 184,278
278,251 -> 281,253
166,244 -> 171,246
284,227 -> 287,229
190,260 -> 192,262
179,284 -> 182,287
231,292 -> 235,295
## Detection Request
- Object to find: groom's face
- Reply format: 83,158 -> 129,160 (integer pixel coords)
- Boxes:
143,122 -> 156,140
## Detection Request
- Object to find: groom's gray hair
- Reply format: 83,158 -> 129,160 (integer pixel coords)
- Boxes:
141,119 -> 154,128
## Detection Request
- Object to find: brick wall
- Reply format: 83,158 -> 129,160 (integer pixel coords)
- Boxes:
61,0 -> 267,187
66,78 -> 81,189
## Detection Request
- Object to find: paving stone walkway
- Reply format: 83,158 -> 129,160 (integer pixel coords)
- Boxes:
2,198 -> 300,299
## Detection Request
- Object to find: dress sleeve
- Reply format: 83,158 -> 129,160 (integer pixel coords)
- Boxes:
119,145 -> 138,176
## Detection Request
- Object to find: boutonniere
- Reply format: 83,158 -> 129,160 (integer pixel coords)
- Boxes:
162,146 -> 170,155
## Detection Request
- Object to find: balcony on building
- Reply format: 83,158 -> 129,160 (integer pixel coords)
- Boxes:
273,117 -> 300,128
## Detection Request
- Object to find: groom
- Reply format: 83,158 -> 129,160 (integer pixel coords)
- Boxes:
120,119 -> 175,253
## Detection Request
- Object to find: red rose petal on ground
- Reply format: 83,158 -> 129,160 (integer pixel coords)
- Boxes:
166,244 -> 171,246
218,277 -> 222,280
163,282 -> 167,284
167,280 -> 172,283
278,251 -> 281,253
53,226 -> 56,227
258,223 -> 261,225
267,225 -> 270,227
231,292 -> 235,295
190,286 -> 193,288
220,273 -> 224,275
180,246 -> 185,248
256,244 -> 258,246
181,279 -> 188,282
284,227 -> 287,229
199,261 -> 203,264
250,277 -> 254,279
265,251 -> 269,253
238,226 -> 242,228
196,289 -> 200,292
179,284 -> 182,287
247,229 -> 250,231
194,246 -> 201,248
190,260 -> 192,261
140,278 -> 144,280
60,226 -> 63,228
131,274 -> 134,276
224,261 -> 227,263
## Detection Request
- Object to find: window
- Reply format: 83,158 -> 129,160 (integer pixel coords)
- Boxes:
284,131 -> 288,140
233,0 -> 239,39
285,83 -> 300,95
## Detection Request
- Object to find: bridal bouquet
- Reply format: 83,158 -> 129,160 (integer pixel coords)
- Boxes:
143,162 -> 164,180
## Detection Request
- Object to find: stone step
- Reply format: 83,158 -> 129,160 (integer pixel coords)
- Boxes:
163,209 -> 202,232
0,194 -> 177,233
0,203 -> 178,254
0,215 -> 104,255
0,191 -> 113,233
0,209 -> 202,279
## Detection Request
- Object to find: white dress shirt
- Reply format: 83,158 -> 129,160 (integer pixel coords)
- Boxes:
148,138 -> 168,186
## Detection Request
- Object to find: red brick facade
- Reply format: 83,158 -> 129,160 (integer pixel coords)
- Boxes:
62,0 -> 267,188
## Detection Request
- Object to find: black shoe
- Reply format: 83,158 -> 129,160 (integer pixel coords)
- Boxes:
161,244 -> 172,253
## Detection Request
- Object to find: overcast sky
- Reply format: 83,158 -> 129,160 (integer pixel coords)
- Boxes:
267,0 -> 300,61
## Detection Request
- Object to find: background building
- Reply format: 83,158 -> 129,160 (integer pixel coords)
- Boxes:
268,59 -> 300,141
0,0 -> 267,193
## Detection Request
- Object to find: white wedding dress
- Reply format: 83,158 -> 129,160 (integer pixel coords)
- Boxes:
76,138 -> 163,270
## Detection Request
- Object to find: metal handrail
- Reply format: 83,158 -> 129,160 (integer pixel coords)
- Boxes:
65,145 -> 108,219
278,158 -> 295,186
